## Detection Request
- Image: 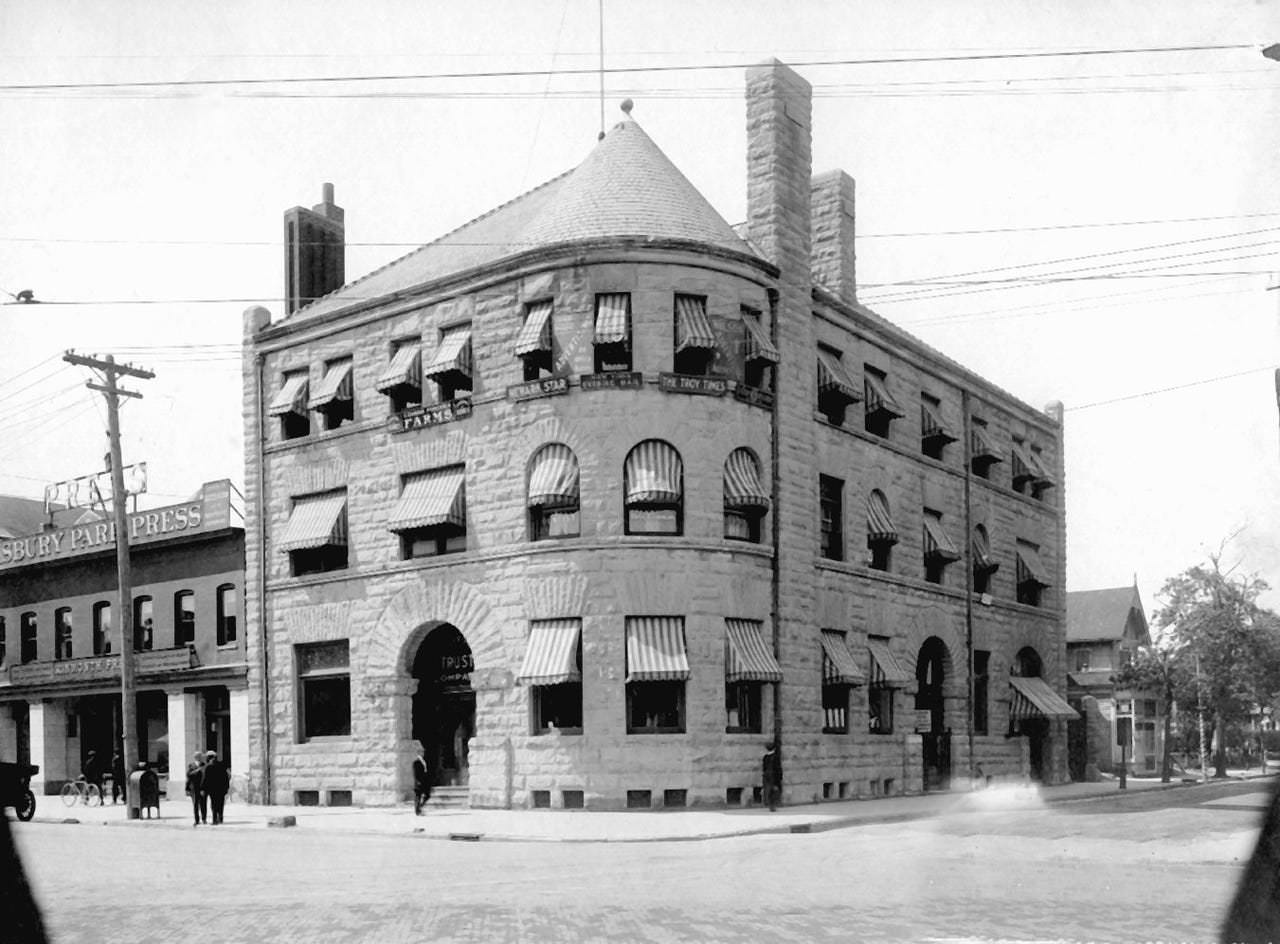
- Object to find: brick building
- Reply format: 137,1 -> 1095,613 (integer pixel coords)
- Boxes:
0,480 -> 248,800
241,61 -> 1070,810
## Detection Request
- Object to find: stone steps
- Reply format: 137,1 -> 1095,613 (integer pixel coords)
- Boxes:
423,786 -> 470,810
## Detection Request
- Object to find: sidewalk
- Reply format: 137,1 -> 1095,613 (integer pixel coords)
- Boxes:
27,770 -> 1275,843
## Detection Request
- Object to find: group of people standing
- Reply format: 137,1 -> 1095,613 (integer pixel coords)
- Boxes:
81,749 -> 128,803
185,750 -> 230,826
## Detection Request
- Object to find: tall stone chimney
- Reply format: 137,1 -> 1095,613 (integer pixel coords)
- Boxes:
810,170 -> 857,305
284,183 -> 345,315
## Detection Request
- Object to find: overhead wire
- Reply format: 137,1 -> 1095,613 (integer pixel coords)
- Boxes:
1065,365 -> 1276,412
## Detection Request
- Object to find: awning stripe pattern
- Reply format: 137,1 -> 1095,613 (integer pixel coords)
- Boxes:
267,373 -> 310,417
308,360 -> 354,410
923,515 -> 961,562
1029,448 -> 1055,487
424,327 -> 473,380
1009,676 -> 1079,721
515,619 -> 581,685
867,637 -> 912,687
725,619 -> 782,683
1016,544 -> 1051,587
277,493 -> 347,552
821,630 -> 864,685
921,403 -> 957,443
675,295 -> 717,353
971,425 -> 1002,463
816,350 -> 861,404
723,449 -> 770,512
972,527 -> 999,573
625,617 -> 690,681
514,300 -> 554,357
594,293 -> 630,346
527,444 -> 580,509
625,440 -> 682,505
864,373 -> 904,418
866,490 -> 897,544
742,316 -> 779,363
388,467 -> 466,532
1011,443 -> 1037,483
375,343 -> 422,393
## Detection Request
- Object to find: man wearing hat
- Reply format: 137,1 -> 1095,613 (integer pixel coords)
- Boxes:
185,751 -> 206,826
201,750 -> 230,825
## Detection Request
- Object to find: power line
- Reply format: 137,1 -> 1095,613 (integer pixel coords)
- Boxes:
1066,366 -> 1275,412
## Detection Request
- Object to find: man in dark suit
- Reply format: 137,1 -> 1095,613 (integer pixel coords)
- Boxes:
412,744 -> 429,815
185,751 -> 206,826
201,751 -> 230,825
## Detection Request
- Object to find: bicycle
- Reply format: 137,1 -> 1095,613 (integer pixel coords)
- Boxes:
61,777 -> 103,807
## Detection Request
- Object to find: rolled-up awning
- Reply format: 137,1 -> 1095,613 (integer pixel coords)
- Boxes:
1009,676 -> 1078,721
742,315 -> 779,364
515,619 -> 582,685
375,343 -> 422,394
867,490 -> 897,544
625,617 -> 689,681
921,403 -> 957,444
821,630 -> 864,685
923,515 -> 961,562
277,493 -> 347,552
527,444 -> 579,509
723,449 -> 770,512
816,350 -> 860,405
594,293 -> 630,346
424,327 -> 473,381
1016,544 -> 1051,587
388,467 -> 466,532
625,441 -> 682,505
725,619 -> 782,683
864,372 -> 904,418
514,300 -> 554,357
971,425 -> 1002,463
972,526 -> 999,573
675,295 -> 716,353
867,637 -> 912,687
308,359 -> 354,410
267,373 -> 310,417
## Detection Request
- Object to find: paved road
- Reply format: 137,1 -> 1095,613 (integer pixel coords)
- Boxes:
11,779 -> 1270,944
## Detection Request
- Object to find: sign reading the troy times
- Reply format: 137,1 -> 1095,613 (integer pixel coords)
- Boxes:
658,373 -> 728,397
388,398 -> 473,434
506,376 -> 570,402
579,371 -> 644,392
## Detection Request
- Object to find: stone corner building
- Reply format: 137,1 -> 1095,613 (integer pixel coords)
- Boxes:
241,61 -> 1070,810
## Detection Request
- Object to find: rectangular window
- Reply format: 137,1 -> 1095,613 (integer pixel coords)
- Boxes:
822,683 -> 849,734
864,364 -> 902,439
519,619 -> 583,734
626,680 -> 685,733
1120,648 -> 1134,668
973,650 -> 990,735
216,585 -> 237,646
672,294 -> 715,376
923,508 -> 960,585
276,370 -> 311,440
741,306 -> 777,393
315,357 -> 355,430
725,682 -> 763,733
625,616 -> 688,734
921,392 -> 954,461
297,640 -> 351,740
93,602 -> 112,656
20,612 -> 36,664
54,608 -> 73,661
0,616 -> 5,666
392,467 -> 467,559
1075,648 -> 1090,672
593,293 -> 632,372
816,345 -> 859,426
425,324 -> 474,402
174,591 -> 195,647
819,475 -> 844,561
282,491 -> 349,577
133,596 -> 153,652
379,337 -> 422,413
970,416 -> 997,479
868,683 -> 894,735
518,301 -> 555,381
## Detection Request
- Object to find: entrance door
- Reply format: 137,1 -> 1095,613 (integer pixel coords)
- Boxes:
411,625 -> 475,788
915,638 -> 950,790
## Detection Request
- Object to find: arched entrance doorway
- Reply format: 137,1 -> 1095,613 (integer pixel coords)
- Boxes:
411,625 -> 475,788
1012,646 -> 1048,782
915,637 -> 951,791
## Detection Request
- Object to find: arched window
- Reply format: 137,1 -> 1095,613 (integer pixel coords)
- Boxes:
54,607 -> 73,661
174,590 -> 195,647
133,596 -> 153,652
624,440 -> 683,535
217,585 -> 238,646
866,489 -> 897,571
723,448 -> 769,543
527,443 -> 580,541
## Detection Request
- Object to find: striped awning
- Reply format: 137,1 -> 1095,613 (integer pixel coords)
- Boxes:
973,527 -> 999,573
742,315 -> 779,363
923,515 -> 961,562
1016,544 -> 1051,587
515,619 -> 581,685
816,350 -> 860,404
1029,448 -> 1055,487
514,300 -> 554,357
675,295 -> 716,353
625,440 -> 682,505
375,343 -> 421,393
308,359 -> 354,410
388,467 -> 466,532
866,491 -> 897,544
594,293 -> 630,346
867,637 -> 912,687
277,493 -> 347,552
921,403 -> 957,443
625,617 -> 690,682
1009,676 -> 1079,721
723,449 -> 770,512
1011,443 -> 1037,484
864,372 -> 904,418
821,630 -> 864,685
527,444 -> 579,509
424,327 -> 473,381
971,425 -> 1002,463
725,619 -> 782,683
267,373 -> 310,417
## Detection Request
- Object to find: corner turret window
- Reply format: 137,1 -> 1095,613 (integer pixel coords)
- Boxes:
528,444 -> 580,540
672,294 -> 716,376
515,301 -> 555,381
624,440 -> 683,535
723,448 -> 769,543
741,307 -> 778,394
424,325 -> 474,402
593,293 -> 632,372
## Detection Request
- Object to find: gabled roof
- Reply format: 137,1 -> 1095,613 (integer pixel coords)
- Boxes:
0,495 -> 102,539
1066,585 -> 1147,643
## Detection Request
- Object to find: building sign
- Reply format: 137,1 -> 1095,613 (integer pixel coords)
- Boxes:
436,652 -> 474,686
913,710 -> 933,733
659,373 -> 728,397
44,462 -> 148,514
389,398 -> 473,434
0,480 -> 233,572
506,376 -> 570,402
8,646 -> 195,686
580,371 -> 643,392
733,384 -> 774,410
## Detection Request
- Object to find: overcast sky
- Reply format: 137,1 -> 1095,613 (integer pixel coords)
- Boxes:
1,0 -> 1278,616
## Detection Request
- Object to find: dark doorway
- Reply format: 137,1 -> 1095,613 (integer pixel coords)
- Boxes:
915,637 -> 951,790
411,625 -> 475,788
1067,700 -> 1087,781
76,694 -> 118,771
1012,646 -> 1048,782
205,687 -> 231,771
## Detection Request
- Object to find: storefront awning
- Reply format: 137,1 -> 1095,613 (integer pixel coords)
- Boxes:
514,300 -> 554,357
923,515 -> 961,562
515,619 -> 581,685
816,350 -> 860,405
725,619 -> 782,683
675,295 -> 716,353
308,359 -> 354,410
1016,544 -> 1051,587
723,450 -> 770,512
972,527 -> 999,573
867,637 -> 912,687
625,440 -> 682,505
1010,676 -> 1079,721
277,493 -> 347,552
971,425 -> 1002,463
527,444 -> 579,509
375,343 -> 422,394
424,327 -> 473,381
864,372 -> 904,418
867,491 -> 897,544
921,403 -> 957,444
821,630 -> 864,685
388,467 -> 466,532
625,617 -> 690,682
267,373 -> 310,417
594,293 -> 630,346
742,315 -> 779,364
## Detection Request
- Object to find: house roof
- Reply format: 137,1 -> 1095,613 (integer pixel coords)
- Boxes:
283,116 -> 751,326
0,495 -> 102,539
1066,585 -> 1147,643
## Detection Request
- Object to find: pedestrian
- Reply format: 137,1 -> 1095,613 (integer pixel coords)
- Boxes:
111,750 -> 126,804
762,740 -> 783,811
186,751 -> 206,826
412,743 -> 429,815
202,750 -> 230,825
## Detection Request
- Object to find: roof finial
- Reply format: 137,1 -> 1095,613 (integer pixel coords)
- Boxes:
621,98 -> 634,117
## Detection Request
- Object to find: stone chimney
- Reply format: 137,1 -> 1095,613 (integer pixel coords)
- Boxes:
284,183 -> 345,315
810,170 -> 857,305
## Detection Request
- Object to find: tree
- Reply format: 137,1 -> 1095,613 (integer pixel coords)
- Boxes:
1114,641 -> 1191,782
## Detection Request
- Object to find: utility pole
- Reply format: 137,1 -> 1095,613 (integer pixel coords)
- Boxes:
63,351 -> 154,817
1195,653 -> 1209,783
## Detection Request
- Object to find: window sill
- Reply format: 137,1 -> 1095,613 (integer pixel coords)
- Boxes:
297,735 -> 353,745
625,729 -> 687,736
532,728 -> 583,737
725,727 -> 764,735
822,727 -> 849,735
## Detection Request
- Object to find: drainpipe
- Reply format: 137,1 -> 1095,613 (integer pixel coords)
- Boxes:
962,389 -> 975,787
255,351 -> 273,804
768,288 -> 783,771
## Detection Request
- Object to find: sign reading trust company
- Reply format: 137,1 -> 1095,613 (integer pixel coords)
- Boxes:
0,480 -> 234,572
